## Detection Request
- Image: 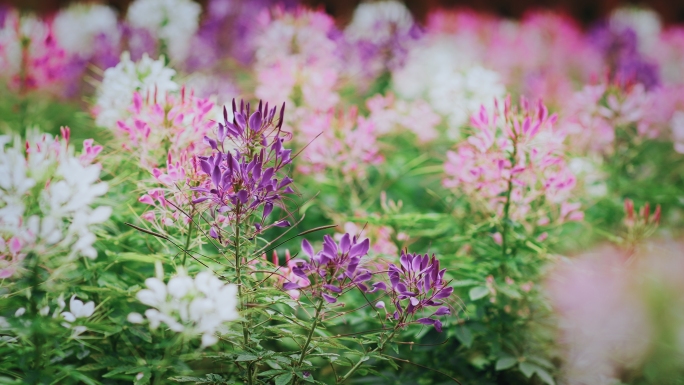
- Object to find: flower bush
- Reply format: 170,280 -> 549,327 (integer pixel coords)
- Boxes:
1,1 -> 684,385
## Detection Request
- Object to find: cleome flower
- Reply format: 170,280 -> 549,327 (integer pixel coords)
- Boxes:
285,233 -> 384,304
380,251 -> 453,332
0,128 -> 110,278
94,52 -> 178,129
129,269 -> 239,347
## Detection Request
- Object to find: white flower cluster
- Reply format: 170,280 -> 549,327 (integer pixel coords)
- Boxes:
53,3 -> 120,58
0,131 -> 110,278
126,0 -> 201,62
128,270 -> 239,347
345,0 -> 414,45
14,295 -> 96,336
392,37 -> 505,136
95,52 -> 178,129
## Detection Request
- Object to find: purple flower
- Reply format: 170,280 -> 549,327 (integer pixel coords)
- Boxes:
384,251 -> 454,332
192,99 -> 294,232
284,233 -> 377,302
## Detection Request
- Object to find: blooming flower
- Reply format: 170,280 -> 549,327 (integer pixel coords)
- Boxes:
286,234 -> 382,303
94,52 -> 178,129
296,107 -> 383,181
443,97 -> 582,227
53,3 -> 120,60
366,92 -> 441,142
0,129 -> 110,278
382,251 -> 454,332
131,269 -> 239,347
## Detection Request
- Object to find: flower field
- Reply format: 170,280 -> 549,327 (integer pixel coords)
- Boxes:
1,0 -> 684,384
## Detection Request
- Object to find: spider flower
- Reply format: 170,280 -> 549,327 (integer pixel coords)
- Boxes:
382,251 -> 454,332
0,129 -> 110,278
191,99 -> 293,232
94,52 -> 178,129
444,96 -> 582,227
129,269 -> 239,347
286,234 -> 383,303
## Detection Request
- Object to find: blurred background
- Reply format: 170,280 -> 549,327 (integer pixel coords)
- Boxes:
3,0 -> 684,25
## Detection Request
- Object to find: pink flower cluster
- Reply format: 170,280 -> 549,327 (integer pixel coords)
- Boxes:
0,12 -> 68,93
114,87 -> 216,227
444,97 -> 582,228
296,107 -> 383,181
253,7 -> 340,115
366,92 -> 441,142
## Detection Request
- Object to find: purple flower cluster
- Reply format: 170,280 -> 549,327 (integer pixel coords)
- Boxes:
379,252 -> 453,332
192,99 -> 293,236
285,234 -> 455,332
285,234 -> 385,303
590,23 -> 660,90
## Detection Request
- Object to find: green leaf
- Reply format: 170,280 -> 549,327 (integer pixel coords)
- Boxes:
451,279 -> 480,287
275,373 -> 293,385
454,325 -> 474,348
519,362 -> 537,378
265,360 -> 282,369
235,354 -> 258,362
495,357 -> 517,371
535,368 -> 556,385
469,286 -> 489,301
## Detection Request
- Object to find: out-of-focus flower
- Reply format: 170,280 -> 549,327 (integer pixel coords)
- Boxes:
126,0 -> 201,62
0,129 -> 110,278
94,52 -> 178,129
296,107 -> 383,181
253,7 -> 341,115
132,269 -> 239,347
0,11 -> 68,93
609,7 -> 662,52
342,1 -> 420,84
53,4 -> 120,60
392,36 -> 505,135
366,93 -> 441,142
547,246 -> 656,385
61,295 -> 95,322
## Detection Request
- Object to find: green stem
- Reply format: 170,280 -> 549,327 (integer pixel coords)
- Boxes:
234,210 -> 253,385
28,252 -> 42,372
181,210 -> 194,266
338,325 -> 401,383
501,140 -> 518,260
291,299 -> 325,385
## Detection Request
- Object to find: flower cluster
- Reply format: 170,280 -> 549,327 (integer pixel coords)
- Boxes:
378,251 -> 453,332
444,97 -> 582,227
392,35 -> 505,134
0,129 -> 110,278
94,52 -> 178,129
342,0 -> 420,85
253,7 -> 341,115
296,107 -> 383,181
192,99 -> 293,236
286,234 -> 380,303
366,92 -> 441,142
53,3 -> 120,65
129,270 -> 239,347
126,0 -> 201,63
0,11 -> 68,93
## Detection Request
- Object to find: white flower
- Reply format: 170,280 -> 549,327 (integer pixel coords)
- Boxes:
609,7 -> 662,52
126,0 -> 201,62
95,52 -> 178,129
61,295 -> 95,322
672,111 -> 684,154
132,269 -> 239,347
128,312 -> 144,324
393,37 -> 505,135
15,308 -> 26,317
53,4 -> 120,57
345,1 -> 413,44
